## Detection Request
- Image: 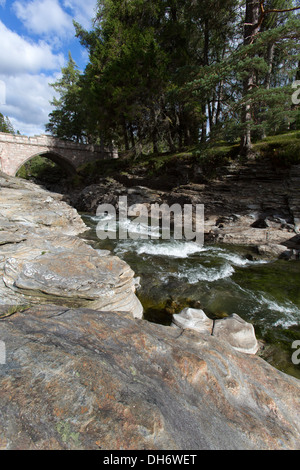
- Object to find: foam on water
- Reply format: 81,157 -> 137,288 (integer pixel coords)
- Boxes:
175,263 -> 235,284
92,216 -> 162,238
85,214 -> 114,223
84,214 -> 300,336
218,252 -> 267,267
136,241 -> 206,258
258,295 -> 300,328
205,247 -> 267,267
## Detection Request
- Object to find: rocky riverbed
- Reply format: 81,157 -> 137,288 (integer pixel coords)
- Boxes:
0,171 -> 300,450
69,159 -> 300,260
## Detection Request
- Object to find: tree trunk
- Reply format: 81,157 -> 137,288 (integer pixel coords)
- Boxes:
216,80 -> 224,126
240,0 -> 261,157
129,125 -> 135,150
201,18 -> 210,143
290,60 -> 300,131
162,96 -> 176,153
201,104 -> 207,143
296,60 -> 300,81
215,47 -> 226,127
261,42 -> 275,138
122,115 -> 129,151
150,106 -> 159,154
265,42 -> 275,90
166,126 -> 176,153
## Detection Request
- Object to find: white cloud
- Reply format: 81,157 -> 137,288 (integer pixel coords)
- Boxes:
0,17 -> 65,135
0,20 -> 64,74
0,1 -> 98,136
13,0 -> 74,37
0,72 -> 60,135
62,0 -> 96,29
12,0 -> 97,39
0,80 -> 6,105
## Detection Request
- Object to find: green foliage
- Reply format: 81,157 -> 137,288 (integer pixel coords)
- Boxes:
16,155 -> 69,183
254,131 -> 300,165
46,52 -> 87,143
46,0 -> 300,163
75,130 -> 300,189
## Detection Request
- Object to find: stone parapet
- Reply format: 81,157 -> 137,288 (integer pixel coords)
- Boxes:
0,132 -> 117,176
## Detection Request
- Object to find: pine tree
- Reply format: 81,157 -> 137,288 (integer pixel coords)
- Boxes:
46,52 -> 86,143
47,0 -> 300,156
0,114 -> 15,134
240,0 -> 300,155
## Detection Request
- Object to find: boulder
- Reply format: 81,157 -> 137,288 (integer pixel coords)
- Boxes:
172,308 -> 214,334
70,179 -> 127,213
1,234 -> 143,319
0,306 -> 299,450
0,174 -> 143,319
172,309 -> 259,356
257,244 -> 289,258
0,173 -> 87,236
213,314 -> 259,355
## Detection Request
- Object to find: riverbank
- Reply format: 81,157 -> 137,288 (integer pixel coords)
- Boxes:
67,151 -> 300,261
0,172 -> 142,318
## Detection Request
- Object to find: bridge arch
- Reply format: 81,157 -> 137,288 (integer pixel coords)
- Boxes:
14,151 -> 77,177
0,132 -> 117,177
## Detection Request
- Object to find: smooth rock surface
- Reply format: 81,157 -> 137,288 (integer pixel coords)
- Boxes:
213,314 -> 259,355
172,308 -> 214,334
0,173 -> 87,236
257,244 -> 290,258
172,309 -> 259,355
0,305 -> 299,450
0,173 -> 143,319
1,234 -> 143,318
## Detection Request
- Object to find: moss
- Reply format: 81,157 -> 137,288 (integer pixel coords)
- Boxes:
254,131 -> 300,166
139,294 -> 204,326
0,304 -> 30,320
259,326 -> 300,380
56,422 -> 81,447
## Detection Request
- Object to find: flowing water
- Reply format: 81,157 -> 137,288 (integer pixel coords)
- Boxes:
82,214 -> 300,379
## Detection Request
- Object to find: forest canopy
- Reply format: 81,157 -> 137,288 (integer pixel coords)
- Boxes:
46,0 -> 300,157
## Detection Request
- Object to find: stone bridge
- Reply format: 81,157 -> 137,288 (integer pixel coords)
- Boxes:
0,132 -> 118,177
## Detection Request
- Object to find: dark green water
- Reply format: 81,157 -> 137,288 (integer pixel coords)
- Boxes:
82,214 -> 300,379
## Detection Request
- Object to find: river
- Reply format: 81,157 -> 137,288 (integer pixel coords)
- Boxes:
81,214 -> 300,379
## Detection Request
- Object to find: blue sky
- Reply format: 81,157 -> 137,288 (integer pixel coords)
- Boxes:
0,0 -> 97,135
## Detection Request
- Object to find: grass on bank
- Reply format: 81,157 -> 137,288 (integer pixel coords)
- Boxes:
253,131 -> 300,166
16,131 -> 300,187
78,130 -> 300,181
